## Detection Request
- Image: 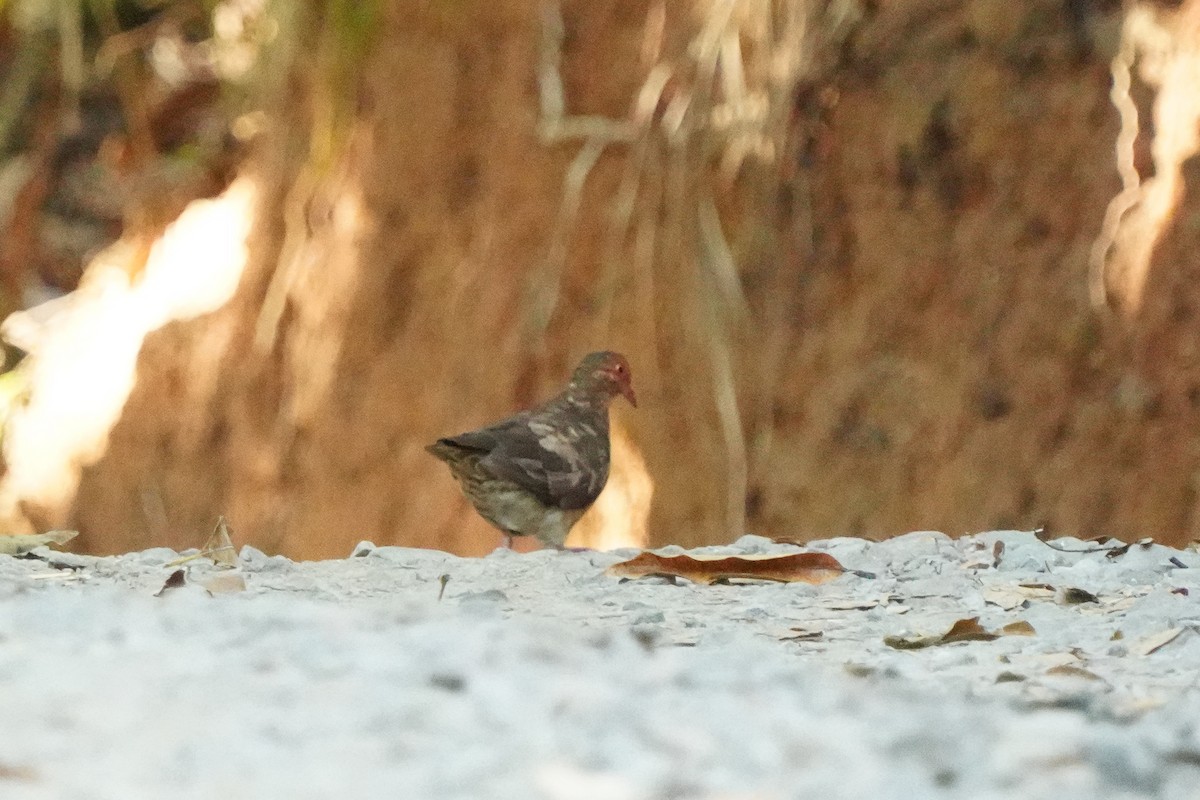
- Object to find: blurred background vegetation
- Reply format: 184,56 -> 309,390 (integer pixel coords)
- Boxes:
0,0 -> 1198,558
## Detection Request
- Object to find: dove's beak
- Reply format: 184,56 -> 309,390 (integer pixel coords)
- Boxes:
622,384 -> 638,408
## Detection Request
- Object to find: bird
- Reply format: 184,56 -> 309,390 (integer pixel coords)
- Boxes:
427,351 -> 637,549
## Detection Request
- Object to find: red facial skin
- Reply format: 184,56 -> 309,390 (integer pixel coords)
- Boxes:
601,357 -> 637,407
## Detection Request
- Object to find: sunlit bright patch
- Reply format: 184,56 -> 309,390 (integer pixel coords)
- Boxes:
571,417 -> 652,550
0,179 -> 257,521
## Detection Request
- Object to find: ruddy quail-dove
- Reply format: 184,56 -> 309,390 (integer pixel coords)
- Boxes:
427,351 -> 637,549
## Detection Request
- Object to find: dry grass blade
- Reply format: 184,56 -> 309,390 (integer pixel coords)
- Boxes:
165,516 -> 238,568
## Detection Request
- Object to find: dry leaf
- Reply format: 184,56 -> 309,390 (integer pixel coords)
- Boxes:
0,530 -> 78,556
821,597 -> 887,611
1106,538 -> 1155,560
1046,664 -> 1103,681
884,616 -> 1034,649
941,617 -> 1001,643
1100,595 -> 1140,613
1134,627 -> 1185,656
1001,620 -> 1037,636
983,587 -> 1028,610
203,517 -> 238,567
607,551 -> 854,585
165,516 -> 238,569
1059,587 -> 1099,605
154,569 -> 189,597
777,627 -> 824,642
983,584 -> 1055,610
195,572 -> 246,594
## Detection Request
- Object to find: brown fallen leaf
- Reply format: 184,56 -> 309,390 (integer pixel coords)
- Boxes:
941,617 -> 1001,643
154,569 -> 189,597
885,616 -> 1034,650
1002,620 -> 1037,636
607,551 -> 861,585
0,530 -> 79,556
1059,587 -> 1099,605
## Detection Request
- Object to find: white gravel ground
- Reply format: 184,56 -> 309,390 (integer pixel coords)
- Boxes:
2,530 -> 1200,799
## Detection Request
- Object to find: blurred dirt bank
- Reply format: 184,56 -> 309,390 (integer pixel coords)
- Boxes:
3,1 -> 1200,557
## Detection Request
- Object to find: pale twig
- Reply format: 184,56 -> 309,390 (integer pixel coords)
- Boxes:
593,64 -> 674,342
529,0 -> 644,342
255,162 -> 318,353
1088,13 -> 1142,311
526,137 -> 605,342
536,0 -> 635,146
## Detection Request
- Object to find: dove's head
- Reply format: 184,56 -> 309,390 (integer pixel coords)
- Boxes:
572,351 -> 637,408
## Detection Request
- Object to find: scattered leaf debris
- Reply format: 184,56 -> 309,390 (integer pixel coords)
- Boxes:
0,530 -> 79,556
885,616 -> 1034,650
607,551 -> 865,585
